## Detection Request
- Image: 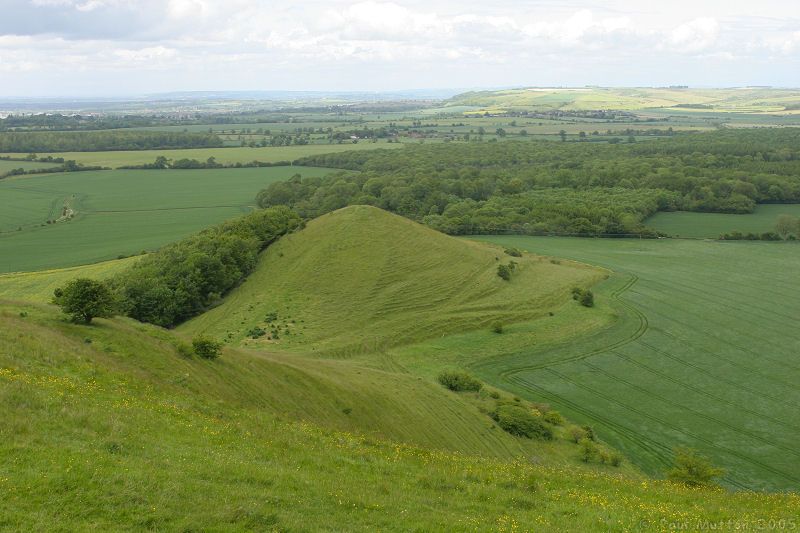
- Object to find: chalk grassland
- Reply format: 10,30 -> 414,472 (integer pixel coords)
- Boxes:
2,302 -> 796,530
179,206 -> 607,356
646,204 -> 800,238
451,236 -> 800,492
0,256 -> 138,303
0,166 -> 333,273
447,87 -> 800,114
0,142 -> 404,168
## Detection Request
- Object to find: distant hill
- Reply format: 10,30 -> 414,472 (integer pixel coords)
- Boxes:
179,205 -> 604,355
445,87 -> 800,114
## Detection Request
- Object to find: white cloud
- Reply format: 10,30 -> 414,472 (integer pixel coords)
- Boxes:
0,0 -> 798,95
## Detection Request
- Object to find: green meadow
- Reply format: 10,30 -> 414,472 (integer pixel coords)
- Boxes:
0,166 -> 333,273
452,236 -> 800,491
0,142 -> 403,168
647,204 -> 800,238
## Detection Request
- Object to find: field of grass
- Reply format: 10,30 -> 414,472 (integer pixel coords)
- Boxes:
0,256 -> 138,303
0,159 -> 59,176
646,204 -> 800,238
445,236 -> 800,492
0,166 -> 333,273
179,206 -> 606,356
0,142 -> 403,168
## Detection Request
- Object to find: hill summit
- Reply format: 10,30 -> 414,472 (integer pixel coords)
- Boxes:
181,205 -> 603,355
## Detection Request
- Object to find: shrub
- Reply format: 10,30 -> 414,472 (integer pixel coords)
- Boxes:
569,425 -> 587,443
192,337 -> 222,359
579,438 -> 599,462
543,410 -> 564,426
53,278 -> 115,324
437,371 -> 483,392
491,321 -> 504,334
175,342 -> 194,358
571,287 -> 582,299
582,425 -> 597,441
504,247 -> 522,257
667,447 -> 724,487
497,264 -> 512,281
492,405 -> 553,440
247,326 -> 266,339
579,290 -> 595,307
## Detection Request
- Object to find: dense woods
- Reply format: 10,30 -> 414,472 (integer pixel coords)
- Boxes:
0,130 -> 223,152
255,129 -> 800,235
111,206 -> 301,327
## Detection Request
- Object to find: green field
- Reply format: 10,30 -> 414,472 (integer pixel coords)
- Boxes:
647,205 -> 800,238
445,236 -> 800,491
0,166 -> 333,273
0,142 -> 403,168
0,159 -> 59,176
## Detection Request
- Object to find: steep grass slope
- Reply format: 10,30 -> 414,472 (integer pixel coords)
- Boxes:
2,301 -> 797,531
181,205 -> 604,355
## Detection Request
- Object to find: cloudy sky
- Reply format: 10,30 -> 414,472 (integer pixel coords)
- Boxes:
0,0 -> 798,96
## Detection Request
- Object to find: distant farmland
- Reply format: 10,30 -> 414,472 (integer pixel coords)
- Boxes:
0,142 -> 404,169
646,205 -> 800,238
0,166 -> 334,273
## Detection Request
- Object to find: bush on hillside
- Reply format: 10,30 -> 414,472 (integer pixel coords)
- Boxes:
491,321 -> 504,334
504,247 -> 522,257
53,278 -> 115,324
437,371 -> 483,393
192,337 -> 222,360
667,447 -> 724,487
492,405 -> 553,440
571,287 -> 595,307
543,410 -> 564,426
497,264 -> 512,281
112,206 -> 301,328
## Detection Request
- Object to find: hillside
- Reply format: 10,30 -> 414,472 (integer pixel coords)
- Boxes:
180,205 -> 605,355
446,87 -> 800,114
2,300 -> 797,530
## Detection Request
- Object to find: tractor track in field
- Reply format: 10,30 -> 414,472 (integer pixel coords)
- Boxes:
494,272 -> 648,379
540,366 -> 800,486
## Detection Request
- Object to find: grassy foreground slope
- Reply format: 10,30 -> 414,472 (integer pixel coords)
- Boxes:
180,205 -> 605,355
462,236 -> 800,492
3,302 -> 798,530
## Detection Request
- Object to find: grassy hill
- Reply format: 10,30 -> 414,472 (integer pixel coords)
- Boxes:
180,205 -> 605,356
2,300 -> 797,530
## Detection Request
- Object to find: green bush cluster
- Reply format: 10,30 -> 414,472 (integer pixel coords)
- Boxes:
437,371 -> 483,392
192,337 -> 222,360
497,261 -> 517,281
491,404 -> 553,440
571,287 -> 595,307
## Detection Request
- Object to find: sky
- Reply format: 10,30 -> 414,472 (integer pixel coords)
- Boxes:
0,0 -> 799,96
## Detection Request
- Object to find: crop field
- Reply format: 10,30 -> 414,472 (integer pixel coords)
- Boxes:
646,204 -> 800,238
0,166 -> 333,273
0,142 -> 403,168
447,236 -> 800,491
0,159 -> 59,175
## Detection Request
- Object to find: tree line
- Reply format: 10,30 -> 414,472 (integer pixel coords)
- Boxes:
0,131 -> 224,152
254,129 -> 800,235
108,206 -> 301,327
